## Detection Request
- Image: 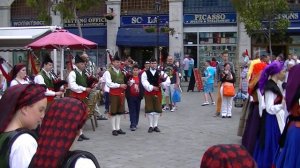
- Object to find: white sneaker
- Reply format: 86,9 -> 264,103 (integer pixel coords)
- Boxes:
171,107 -> 176,112
211,102 -> 216,105
201,102 -> 209,106
162,106 -> 169,111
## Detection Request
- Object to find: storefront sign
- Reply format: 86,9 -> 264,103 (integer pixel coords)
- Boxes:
64,17 -> 107,28
121,15 -> 169,26
11,20 -> 45,27
184,13 -> 236,25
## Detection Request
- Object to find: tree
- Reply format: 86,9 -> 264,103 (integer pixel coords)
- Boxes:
232,0 -> 290,56
26,0 -> 102,37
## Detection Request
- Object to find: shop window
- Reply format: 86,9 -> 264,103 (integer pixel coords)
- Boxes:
184,32 -> 197,45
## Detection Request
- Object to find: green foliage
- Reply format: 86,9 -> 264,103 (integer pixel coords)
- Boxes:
26,0 -> 52,25
233,0 -> 290,37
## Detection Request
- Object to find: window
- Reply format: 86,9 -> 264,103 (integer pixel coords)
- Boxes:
121,0 -> 169,15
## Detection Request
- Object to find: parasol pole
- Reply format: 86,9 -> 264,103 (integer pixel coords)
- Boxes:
53,49 -> 57,74
60,48 -> 64,80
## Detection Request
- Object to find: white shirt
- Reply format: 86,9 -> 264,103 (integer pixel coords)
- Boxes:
103,67 -> 121,89
10,79 -> 30,87
9,133 -> 37,168
75,158 -> 96,168
99,76 -> 109,92
34,69 -> 56,96
141,68 -> 170,92
183,58 -> 189,70
68,67 -> 87,93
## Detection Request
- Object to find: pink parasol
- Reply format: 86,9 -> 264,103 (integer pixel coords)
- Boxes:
26,28 -> 97,79
26,29 -> 96,49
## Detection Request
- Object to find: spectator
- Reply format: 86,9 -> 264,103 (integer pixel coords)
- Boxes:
182,55 -> 190,82
202,60 -> 216,106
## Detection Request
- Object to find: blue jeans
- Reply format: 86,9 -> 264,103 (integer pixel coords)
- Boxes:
128,96 -> 141,128
104,92 -> 109,112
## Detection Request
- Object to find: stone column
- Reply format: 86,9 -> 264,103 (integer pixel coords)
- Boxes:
168,0 -> 184,60
237,21 -> 251,62
0,0 -> 14,27
106,0 -> 121,63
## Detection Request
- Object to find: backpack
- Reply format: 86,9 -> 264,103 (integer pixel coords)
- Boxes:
60,150 -> 100,168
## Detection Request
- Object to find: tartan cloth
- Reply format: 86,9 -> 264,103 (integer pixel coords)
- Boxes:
30,97 -> 88,168
200,144 -> 257,168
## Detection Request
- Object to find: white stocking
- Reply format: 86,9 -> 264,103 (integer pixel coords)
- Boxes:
111,116 -> 116,130
153,113 -> 159,127
147,113 -> 154,127
116,115 -> 121,130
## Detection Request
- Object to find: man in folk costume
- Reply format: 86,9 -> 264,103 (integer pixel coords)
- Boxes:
141,57 -> 170,133
103,54 -> 127,136
68,54 -> 92,141
34,54 -> 64,105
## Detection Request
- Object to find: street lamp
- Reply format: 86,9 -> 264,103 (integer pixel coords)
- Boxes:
155,0 -> 161,63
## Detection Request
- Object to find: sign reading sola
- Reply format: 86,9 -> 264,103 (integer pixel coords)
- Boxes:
184,13 -> 236,25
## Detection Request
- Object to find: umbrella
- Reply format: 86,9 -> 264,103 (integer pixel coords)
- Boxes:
26,28 -> 97,79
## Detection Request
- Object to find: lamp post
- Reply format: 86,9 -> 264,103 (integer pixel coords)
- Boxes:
155,0 -> 161,63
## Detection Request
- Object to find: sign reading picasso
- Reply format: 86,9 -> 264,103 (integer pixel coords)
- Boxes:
184,13 -> 237,25
11,20 -> 45,27
64,17 -> 107,28
121,15 -> 169,26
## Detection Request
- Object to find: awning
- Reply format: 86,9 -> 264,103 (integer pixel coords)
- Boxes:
67,27 -> 107,46
0,26 -> 56,48
116,28 -> 169,47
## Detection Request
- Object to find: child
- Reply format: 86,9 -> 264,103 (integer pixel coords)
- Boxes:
202,60 -> 216,106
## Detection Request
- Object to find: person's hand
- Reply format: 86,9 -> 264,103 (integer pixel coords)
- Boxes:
86,88 -> 92,93
55,91 -> 64,97
153,86 -> 160,91
120,84 -> 127,89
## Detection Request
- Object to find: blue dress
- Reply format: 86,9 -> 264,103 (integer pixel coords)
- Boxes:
253,113 -> 281,168
274,124 -> 300,168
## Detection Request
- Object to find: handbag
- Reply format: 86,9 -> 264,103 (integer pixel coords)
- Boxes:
223,82 -> 235,97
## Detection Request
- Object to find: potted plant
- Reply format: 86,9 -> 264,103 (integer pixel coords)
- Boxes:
105,7 -> 116,20
144,26 -> 156,33
160,27 -> 176,36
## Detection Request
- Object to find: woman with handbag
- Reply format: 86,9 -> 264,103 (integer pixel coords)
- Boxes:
220,63 -> 235,118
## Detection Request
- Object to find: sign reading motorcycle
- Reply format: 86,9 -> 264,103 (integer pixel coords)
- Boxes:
121,15 -> 169,26
184,13 -> 237,25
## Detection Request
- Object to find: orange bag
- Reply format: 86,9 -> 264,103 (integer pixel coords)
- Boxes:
223,82 -> 235,97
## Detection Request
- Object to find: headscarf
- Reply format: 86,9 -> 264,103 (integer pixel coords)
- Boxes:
0,84 -> 46,132
30,97 -> 88,168
258,61 -> 284,94
200,144 -> 256,168
286,64 -> 300,112
248,62 -> 267,95
11,63 -> 26,80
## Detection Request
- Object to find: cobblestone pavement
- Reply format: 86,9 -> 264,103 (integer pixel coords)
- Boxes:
74,85 -> 242,168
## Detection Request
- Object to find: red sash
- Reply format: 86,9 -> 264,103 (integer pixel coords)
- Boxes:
110,88 -> 125,105
47,88 -> 55,103
69,91 -> 88,100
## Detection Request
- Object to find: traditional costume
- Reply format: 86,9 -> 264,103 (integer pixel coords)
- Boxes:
141,58 -> 170,133
29,97 -> 100,168
68,55 -> 89,102
242,62 -> 267,155
103,55 -> 127,136
0,84 -> 46,168
274,64 -> 300,168
34,55 -> 56,104
253,61 -> 285,168
9,64 -> 30,87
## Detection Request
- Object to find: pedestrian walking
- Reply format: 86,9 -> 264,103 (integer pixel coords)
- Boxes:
202,60 -> 216,106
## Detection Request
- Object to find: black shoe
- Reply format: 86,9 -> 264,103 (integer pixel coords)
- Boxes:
112,130 -> 118,136
97,116 -> 108,120
77,136 -> 84,141
80,134 -> 90,140
117,129 -> 126,134
227,116 -> 232,118
130,127 -> 137,131
153,127 -> 161,132
148,127 -> 154,133
222,116 -> 226,118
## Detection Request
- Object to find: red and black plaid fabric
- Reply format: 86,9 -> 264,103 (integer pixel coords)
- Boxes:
200,144 -> 257,168
0,84 -> 46,132
30,97 -> 88,168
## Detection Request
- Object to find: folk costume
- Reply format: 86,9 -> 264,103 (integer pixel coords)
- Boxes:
103,55 -> 127,136
141,60 -> 170,133
9,64 -> 30,87
68,55 -> 89,102
0,84 -> 46,168
242,62 -> 267,155
253,61 -> 285,168
274,64 -> 300,168
34,56 -> 56,104
29,97 -> 100,168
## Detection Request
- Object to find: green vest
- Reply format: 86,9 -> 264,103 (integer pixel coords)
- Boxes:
108,68 -> 125,84
74,69 -> 88,87
40,70 -> 54,88
0,129 -> 36,168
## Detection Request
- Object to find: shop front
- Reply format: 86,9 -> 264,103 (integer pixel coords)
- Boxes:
117,15 -> 169,65
183,13 -> 237,71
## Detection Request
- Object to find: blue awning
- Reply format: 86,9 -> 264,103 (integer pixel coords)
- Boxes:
116,28 -> 169,46
67,27 -> 107,46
